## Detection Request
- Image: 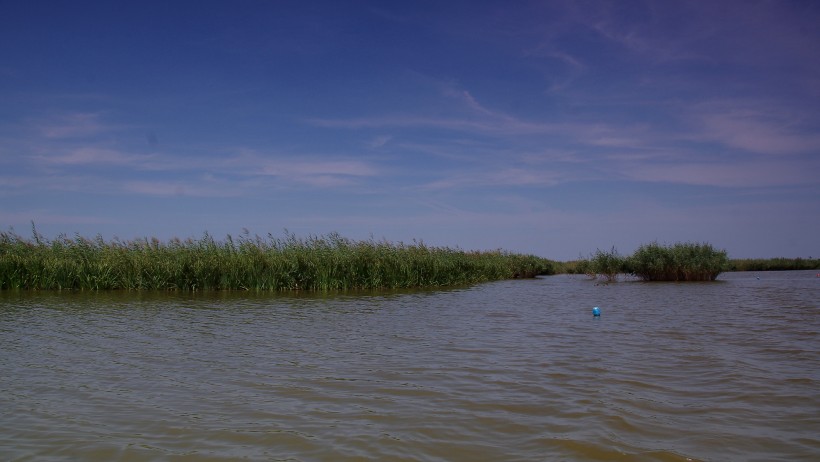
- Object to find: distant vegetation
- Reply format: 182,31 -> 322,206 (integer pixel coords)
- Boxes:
0,228 -> 555,291
571,242 -> 730,282
728,257 -> 819,272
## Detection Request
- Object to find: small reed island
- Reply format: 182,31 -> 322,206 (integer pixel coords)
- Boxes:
572,242 -> 730,282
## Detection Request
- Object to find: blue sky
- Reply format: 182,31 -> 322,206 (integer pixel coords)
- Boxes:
1,0 -> 818,260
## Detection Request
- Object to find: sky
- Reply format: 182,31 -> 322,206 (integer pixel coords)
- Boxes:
1,0 -> 819,261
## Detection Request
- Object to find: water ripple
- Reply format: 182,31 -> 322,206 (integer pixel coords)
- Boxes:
1,272 -> 819,461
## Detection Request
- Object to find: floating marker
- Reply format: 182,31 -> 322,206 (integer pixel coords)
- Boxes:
592,306 -> 601,317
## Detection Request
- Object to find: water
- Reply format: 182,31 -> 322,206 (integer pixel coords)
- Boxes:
1,271 -> 819,461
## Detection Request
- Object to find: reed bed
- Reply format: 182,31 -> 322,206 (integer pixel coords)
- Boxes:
0,229 -> 555,291
627,242 -> 729,281
573,242 -> 729,282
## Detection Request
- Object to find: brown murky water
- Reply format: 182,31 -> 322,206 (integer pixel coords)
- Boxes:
1,271 -> 819,461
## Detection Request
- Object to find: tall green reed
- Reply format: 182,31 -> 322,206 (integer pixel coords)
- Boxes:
0,229 -> 555,291
627,242 -> 728,281
573,241 -> 729,282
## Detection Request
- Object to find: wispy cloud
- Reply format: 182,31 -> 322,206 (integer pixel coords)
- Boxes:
35,112 -> 115,139
307,114 -> 561,136
122,179 -> 242,198
683,102 -> 820,155
306,77 -> 569,136
439,84 -> 496,117
618,158 -> 819,188
32,147 -> 158,166
4,108 -> 384,196
420,167 -> 566,191
524,46 -> 586,71
229,149 -> 379,183
367,135 -> 392,149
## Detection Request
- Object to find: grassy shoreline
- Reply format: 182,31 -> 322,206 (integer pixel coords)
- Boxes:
3,227 -> 814,291
0,230 -> 555,291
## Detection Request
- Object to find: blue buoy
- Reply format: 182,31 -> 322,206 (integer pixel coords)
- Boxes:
592,306 -> 601,317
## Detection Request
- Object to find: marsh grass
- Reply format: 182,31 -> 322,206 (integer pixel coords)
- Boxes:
627,242 -> 729,282
566,247 -> 627,281
573,242 -> 729,282
0,229 -> 555,291
589,247 -> 625,282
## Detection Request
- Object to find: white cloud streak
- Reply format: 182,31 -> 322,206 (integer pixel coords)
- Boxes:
122,179 -> 242,198
619,159 -> 819,188
32,147 -> 158,166
683,103 -> 820,155
35,112 -> 116,139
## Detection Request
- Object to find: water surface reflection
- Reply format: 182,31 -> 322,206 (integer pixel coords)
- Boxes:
1,272 -> 819,461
